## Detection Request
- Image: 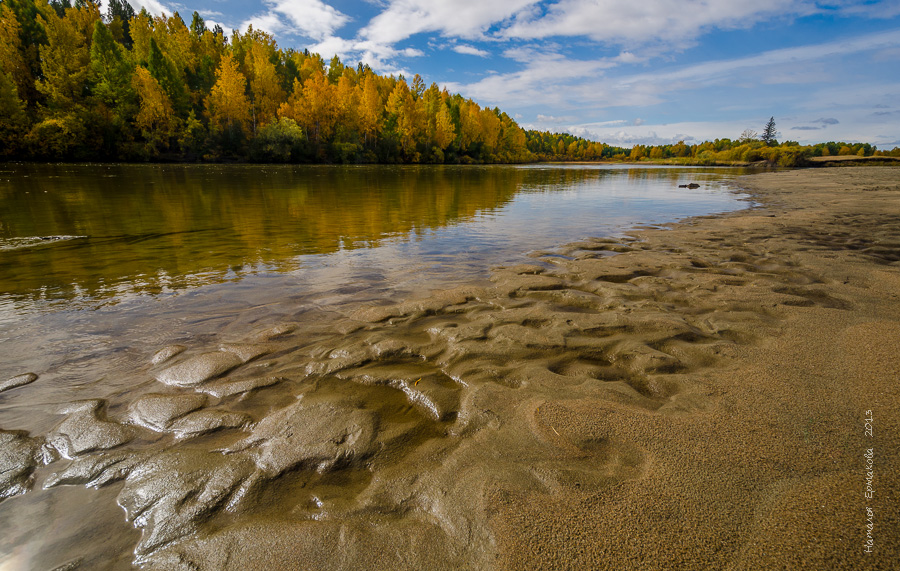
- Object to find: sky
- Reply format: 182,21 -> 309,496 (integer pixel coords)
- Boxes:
121,0 -> 900,148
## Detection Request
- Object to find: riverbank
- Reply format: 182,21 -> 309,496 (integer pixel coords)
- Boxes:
1,166 -> 897,570
488,165 -> 900,569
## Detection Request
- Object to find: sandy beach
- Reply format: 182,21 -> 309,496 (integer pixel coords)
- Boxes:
1,166 -> 898,570
487,166 -> 900,569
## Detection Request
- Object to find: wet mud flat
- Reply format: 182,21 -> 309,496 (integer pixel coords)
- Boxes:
2,167 -> 899,569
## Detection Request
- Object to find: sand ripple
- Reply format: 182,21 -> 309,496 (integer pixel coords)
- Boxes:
1,167 -> 898,569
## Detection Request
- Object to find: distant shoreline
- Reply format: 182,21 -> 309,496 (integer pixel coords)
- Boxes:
2,155 -> 898,168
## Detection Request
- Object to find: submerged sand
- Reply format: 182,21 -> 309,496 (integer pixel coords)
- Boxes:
1,166 -> 898,569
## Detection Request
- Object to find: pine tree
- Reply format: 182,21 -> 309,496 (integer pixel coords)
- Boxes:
762,116 -> 777,146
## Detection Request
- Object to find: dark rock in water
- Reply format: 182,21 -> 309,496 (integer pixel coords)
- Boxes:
0,429 -> 53,500
129,393 -> 208,431
155,352 -> 244,387
678,183 -> 701,188
117,449 -> 257,558
0,372 -> 38,393
49,400 -> 136,458
225,398 -> 378,475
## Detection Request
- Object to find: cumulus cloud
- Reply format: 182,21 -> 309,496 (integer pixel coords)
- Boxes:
310,36 -> 424,71
446,28 -> 900,119
616,29 -> 900,89
445,50 -> 617,106
453,44 -> 491,57
243,0 -> 350,41
123,0 -> 174,15
501,0 -> 816,47
361,0 -> 537,45
535,113 -> 578,124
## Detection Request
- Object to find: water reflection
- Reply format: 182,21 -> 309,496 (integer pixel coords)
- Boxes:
1,165 -> 522,302
0,164 -> 747,312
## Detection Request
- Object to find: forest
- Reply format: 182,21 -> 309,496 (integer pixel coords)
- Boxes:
1,0 -> 896,165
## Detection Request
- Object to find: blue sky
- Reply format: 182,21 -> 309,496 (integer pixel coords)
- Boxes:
124,0 -> 900,147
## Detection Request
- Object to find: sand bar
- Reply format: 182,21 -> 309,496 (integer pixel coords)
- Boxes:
1,166 -> 898,569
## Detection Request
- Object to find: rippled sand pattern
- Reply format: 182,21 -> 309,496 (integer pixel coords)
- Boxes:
1,167 -> 899,570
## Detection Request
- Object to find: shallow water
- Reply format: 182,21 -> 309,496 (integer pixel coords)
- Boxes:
0,163 -> 750,569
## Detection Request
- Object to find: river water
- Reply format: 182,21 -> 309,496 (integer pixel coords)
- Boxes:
0,163 -> 749,569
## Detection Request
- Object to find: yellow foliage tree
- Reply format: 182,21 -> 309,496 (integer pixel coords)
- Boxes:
333,73 -> 358,139
434,103 -> 456,150
205,53 -> 251,134
0,7 -> 32,105
358,74 -> 381,147
36,1 -> 100,110
245,35 -> 285,129
0,69 -> 27,155
133,66 -> 177,152
387,79 -> 422,156
130,9 -> 153,63
479,108 -> 501,154
457,100 -> 482,152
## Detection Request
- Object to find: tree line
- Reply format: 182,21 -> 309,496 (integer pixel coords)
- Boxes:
1,0 -> 895,165
0,0 -> 531,163
525,130 -> 898,166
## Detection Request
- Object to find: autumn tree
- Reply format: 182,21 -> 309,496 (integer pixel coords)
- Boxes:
357,73 -> 381,148
90,20 -> 133,110
129,8 -> 153,63
386,78 -> 424,158
0,69 -> 27,155
148,37 -> 189,116
434,103 -> 456,150
206,53 -> 251,137
244,31 -> 285,130
0,0 -> 44,107
333,71 -> 359,143
36,0 -> 99,112
132,66 -> 177,154
280,71 -> 335,153
0,4 -> 36,107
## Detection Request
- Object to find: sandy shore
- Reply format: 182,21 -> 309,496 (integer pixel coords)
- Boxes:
486,166 -> 900,569
1,166 -> 898,570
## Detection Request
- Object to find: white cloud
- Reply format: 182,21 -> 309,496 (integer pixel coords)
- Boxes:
615,29 -> 900,89
450,27 -> 900,117
124,0 -> 174,16
501,0 -> 815,46
445,50 -> 616,107
360,0 -> 537,44
308,37 -> 422,74
453,44 -> 491,57
243,0 -> 350,41
535,113 -> 578,123
564,120 -> 744,146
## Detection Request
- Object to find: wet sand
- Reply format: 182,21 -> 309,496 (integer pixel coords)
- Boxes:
1,166 -> 898,569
